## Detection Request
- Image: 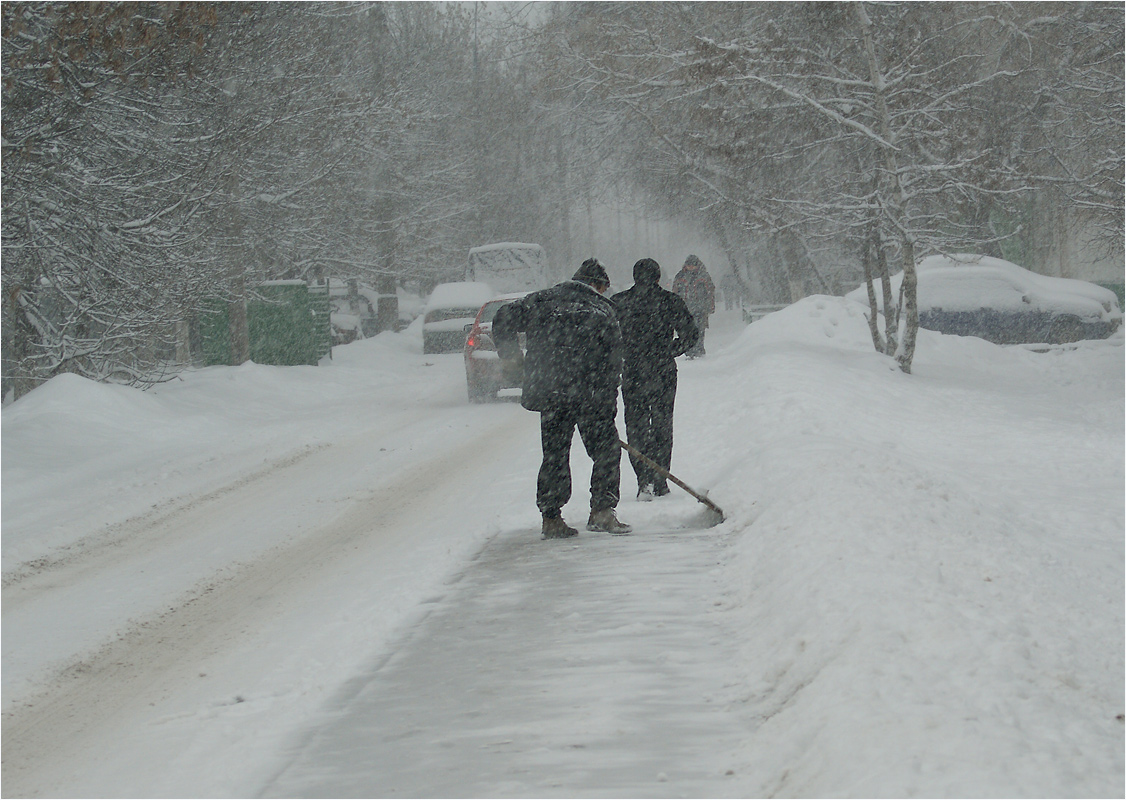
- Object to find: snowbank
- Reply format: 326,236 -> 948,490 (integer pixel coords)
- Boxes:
673,296 -> 1124,796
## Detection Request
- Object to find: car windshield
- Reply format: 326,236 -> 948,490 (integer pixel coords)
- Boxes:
425,307 -> 480,324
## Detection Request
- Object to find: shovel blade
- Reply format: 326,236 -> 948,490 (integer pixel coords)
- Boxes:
620,439 -> 725,527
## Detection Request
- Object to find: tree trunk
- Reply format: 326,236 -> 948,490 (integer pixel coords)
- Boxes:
895,238 -> 918,373
585,185 -> 595,257
557,135 -> 572,269
855,2 -> 918,372
377,275 -> 398,333
860,233 -> 883,351
175,318 -> 191,365
876,235 -> 897,355
228,275 -> 250,366
376,202 -> 399,333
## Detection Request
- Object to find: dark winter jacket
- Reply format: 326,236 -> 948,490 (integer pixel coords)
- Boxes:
671,265 -> 716,324
493,280 -> 623,412
612,269 -> 698,379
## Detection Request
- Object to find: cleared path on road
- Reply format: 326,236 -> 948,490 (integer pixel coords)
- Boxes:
260,521 -> 752,799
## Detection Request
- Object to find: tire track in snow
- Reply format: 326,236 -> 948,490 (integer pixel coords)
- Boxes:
1,408 -> 537,798
1,443 -> 331,594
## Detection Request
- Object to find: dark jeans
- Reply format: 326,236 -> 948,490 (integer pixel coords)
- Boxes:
622,369 -> 676,492
538,400 -> 621,517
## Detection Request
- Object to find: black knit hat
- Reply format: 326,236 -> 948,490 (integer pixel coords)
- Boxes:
573,258 -> 610,287
633,258 -> 661,285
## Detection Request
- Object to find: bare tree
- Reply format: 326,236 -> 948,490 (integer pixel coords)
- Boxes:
540,2 -> 1106,373
2,2 -> 575,396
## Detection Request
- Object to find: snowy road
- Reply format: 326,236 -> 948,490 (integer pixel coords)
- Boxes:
3,411 -> 538,792
3,305 -> 1122,797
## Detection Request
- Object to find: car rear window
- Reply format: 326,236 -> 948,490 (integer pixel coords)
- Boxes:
477,300 -> 512,324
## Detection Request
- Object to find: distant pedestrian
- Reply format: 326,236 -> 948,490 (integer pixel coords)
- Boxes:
671,255 -> 715,358
493,259 -> 632,538
612,258 -> 698,500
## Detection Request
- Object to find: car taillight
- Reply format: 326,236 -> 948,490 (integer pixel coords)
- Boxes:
466,331 -> 496,351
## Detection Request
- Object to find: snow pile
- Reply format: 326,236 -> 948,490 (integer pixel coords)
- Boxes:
395,286 -> 425,324
675,296 -> 1124,796
2,333 -> 431,567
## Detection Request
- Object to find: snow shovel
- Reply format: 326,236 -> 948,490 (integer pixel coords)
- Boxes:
619,439 -> 725,526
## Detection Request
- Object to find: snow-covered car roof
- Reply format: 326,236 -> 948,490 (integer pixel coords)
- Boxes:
483,291 -> 530,304
846,254 -> 1121,322
424,282 -> 495,312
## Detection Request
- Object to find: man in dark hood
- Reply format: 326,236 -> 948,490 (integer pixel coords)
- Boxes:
612,258 -> 699,499
493,259 -> 632,538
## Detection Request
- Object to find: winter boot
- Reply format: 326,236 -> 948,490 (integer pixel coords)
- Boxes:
541,515 -> 578,540
637,484 -> 655,502
587,508 -> 632,534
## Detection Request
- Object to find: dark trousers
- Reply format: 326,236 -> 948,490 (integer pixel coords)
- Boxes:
622,369 -> 677,492
538,401 -> 621,517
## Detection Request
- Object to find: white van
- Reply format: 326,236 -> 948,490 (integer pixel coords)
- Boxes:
465,243 -> 549,294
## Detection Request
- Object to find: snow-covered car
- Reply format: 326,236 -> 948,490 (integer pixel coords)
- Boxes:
463,293 -> 528,402
422,282 -> 496,354
845,254 -> 1122,345
319,278 -> 378,345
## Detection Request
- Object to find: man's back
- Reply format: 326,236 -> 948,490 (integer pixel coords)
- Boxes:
493,280 -> 622,411
613,282 -> 698,376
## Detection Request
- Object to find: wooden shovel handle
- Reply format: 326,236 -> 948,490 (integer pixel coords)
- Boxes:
619,439 -> 724,519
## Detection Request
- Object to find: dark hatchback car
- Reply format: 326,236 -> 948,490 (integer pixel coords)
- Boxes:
847,255 -> 1122,345
463,292 -> 527,402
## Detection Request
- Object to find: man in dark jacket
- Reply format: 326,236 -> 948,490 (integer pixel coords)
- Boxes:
493,259 -> 632,538
671,254 -> 716,358
612,258 -> 699,499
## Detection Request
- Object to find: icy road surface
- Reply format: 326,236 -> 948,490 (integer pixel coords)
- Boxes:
3,303 -> 1122,797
